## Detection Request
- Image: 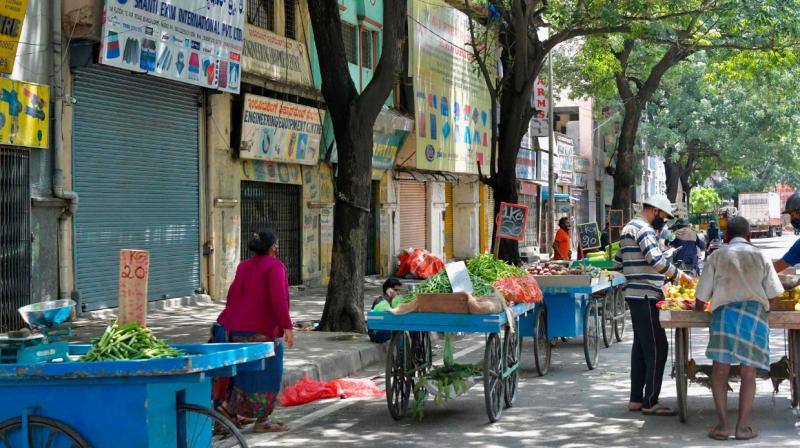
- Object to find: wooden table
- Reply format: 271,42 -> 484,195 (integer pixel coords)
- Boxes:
660,310 -> 800,423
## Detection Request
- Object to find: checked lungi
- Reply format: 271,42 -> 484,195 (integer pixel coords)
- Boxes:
706,300 -> 770,370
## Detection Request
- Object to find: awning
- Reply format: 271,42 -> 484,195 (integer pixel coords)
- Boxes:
394,169 -> 459,184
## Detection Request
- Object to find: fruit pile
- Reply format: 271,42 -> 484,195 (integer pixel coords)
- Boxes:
657,282 -> 708,311
777,286 -> 800,311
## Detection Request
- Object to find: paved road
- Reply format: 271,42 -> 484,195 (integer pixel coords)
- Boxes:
245,235 -> 800,448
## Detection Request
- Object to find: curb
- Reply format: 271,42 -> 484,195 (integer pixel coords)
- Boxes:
281,340 -> 387,392
78,294 -> 215,320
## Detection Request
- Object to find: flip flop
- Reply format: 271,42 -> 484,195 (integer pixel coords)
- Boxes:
735,426 -> 758,441
708,426 -> 730,440
641,405 -> 678,416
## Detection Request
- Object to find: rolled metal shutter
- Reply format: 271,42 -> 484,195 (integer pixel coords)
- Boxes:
487,187 -> 495,240
72,65 -> 200,310
444,183 -> 454,259
398,181 -> 427,251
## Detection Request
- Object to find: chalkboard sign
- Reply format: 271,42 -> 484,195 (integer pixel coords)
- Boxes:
609,209 -> 624,227
577,222 -> 601,250
496,202 -> 529,241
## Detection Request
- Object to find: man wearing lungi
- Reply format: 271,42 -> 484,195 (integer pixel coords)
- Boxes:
695,216 -> 784,441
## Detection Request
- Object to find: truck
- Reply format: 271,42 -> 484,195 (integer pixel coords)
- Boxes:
737,192 -> 783,238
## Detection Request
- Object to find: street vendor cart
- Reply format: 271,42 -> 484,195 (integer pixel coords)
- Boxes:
661,310 -> 800,423
367,302 -> 535,423
0,300 -> 274,447
519,274 -> 626,375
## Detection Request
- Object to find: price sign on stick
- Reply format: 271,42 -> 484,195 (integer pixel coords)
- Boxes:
118,249 -> 150,326
496,202 -> 529,241
577,222 -> 601,250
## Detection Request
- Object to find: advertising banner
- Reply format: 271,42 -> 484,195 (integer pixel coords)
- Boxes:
516,148 -> 537,181
239,94 -> 325,165
409,0 -> 492,174
242,24 -> 312,86
99,0 -> 245,93
0,79 -> 48,148
0,0 -> 27,74
240,159 -> 302,185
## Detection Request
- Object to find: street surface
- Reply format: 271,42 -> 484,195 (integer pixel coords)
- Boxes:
248,234 -> 800,447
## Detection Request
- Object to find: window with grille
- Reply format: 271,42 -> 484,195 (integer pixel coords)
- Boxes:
342,22 -> 358,65
360,29 -> 373,69
247,0 -> 275,31
284,0 -> 296,40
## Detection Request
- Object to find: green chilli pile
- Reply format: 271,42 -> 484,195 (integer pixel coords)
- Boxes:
466,254 -> 527,283
392,270 -> 495,306
81,321 -> 186,362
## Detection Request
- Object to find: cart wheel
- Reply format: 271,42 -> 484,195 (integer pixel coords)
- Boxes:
503,319 -> 521,408
675,328 -> 690,423
533,306 -> 551,376
484,333 -> 505,422
386,331 -> 412,420
412,331 -> 432,374
601,292 -> 615,348
177,403 -> 248,448
613,289 -> 627,342
790,330 -> 800,408
583,301 -> 600,370
0,415 -> 91,448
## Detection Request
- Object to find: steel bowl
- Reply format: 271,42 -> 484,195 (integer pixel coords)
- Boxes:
18,300 -> 77,328
779,274 -> 800,290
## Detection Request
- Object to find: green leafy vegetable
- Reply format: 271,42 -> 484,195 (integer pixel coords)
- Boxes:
81,321 -> 186,362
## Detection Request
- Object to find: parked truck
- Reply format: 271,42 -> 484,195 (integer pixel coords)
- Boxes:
738,192 -> 783,238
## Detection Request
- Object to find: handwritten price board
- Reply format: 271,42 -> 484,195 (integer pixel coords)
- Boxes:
496,202 -> 529,241
608,209 -> 624,227
118,249 -> 150,326
577,222 -> 601,250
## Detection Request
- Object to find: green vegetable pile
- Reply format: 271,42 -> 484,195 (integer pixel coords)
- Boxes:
412,335 -> 482,419
467,254 -> 527,284
392,269 -> 495,307
81,321 -> 186,362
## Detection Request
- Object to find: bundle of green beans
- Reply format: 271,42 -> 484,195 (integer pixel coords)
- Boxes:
466,254 -> 527,284
392,269 -> 495,306
81,321 -> 186,362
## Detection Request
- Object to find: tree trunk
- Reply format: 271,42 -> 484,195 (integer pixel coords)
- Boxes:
611,102 -> 643,217
664,157 -> 681,202
309,0 -> 406,332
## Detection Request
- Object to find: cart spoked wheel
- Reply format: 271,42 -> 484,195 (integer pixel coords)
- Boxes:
601,291 -> 615,348
533,306 -> 551,376
583,301 -> 600,370
0,415 -> 91,448
790,330 -> 800,408
386,331 -> 413,420
675,328 -> 690,423
503,318 -> 522,408
484,333 -> 505,422
177,403 -> 248,448
613,288 -> 627,342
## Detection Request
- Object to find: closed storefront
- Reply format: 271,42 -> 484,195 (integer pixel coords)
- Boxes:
240,180 -> 303,285
72,65 -> 201,311
398,181 -> 428,251
0,148 -> 30,332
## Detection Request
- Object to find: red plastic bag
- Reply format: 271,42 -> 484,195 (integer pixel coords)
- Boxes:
493,276 -> 543,304
279,376 -> 384,407
395,248 -> 444,279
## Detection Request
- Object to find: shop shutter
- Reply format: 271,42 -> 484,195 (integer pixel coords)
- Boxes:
0,148 -> 30,332
398,181 -> 427,251
487,187 -> 495,241
240,181 -> 302,285
72,65 -> 200,310
519,193 -> 538,248
444,183 -> 454,259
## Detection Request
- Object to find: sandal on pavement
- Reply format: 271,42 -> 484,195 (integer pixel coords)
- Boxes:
708,426 -> 730,440
641,405 -> 678,416
253,421 -> 289,433
735,426 -> 758,441
628,402 -> 642,412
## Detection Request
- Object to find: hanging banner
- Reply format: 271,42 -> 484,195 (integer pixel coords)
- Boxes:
409,0 -> 492,174
241,159 -> 302,185
0,0 -> 27,74
242,24 -> 312,86
99,0 -> 245,93
0,79 -> 48,149
239,94 -> 325,165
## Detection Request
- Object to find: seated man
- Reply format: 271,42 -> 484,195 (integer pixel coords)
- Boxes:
367,278 -> 403,343
694,216 -> 783,441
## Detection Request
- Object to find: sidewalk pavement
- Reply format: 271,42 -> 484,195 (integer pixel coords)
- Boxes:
68,278 -> 388,390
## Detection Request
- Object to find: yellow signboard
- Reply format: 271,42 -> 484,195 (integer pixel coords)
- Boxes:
0,79 -> 48,148
0,0 -> 27,74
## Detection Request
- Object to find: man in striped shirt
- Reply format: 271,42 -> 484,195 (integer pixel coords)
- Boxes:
615,195 -> 691,416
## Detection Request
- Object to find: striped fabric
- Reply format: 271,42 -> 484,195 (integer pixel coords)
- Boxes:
706,300 -> 770,370
614,216 -> 679,300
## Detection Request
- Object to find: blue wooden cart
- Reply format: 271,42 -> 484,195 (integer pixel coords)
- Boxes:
367,303 -> 534,423
0,342 -> 273,448
520,275 -> 626,375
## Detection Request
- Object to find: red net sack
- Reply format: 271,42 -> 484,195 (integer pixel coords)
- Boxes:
493,276 -> 543,304
280,377 -> 384,407
395,249 -> 444,279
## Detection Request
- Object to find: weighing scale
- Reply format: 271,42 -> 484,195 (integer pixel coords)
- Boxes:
0,299 -> 75,364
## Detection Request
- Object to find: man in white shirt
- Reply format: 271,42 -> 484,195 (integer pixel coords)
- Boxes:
695,216 -> 783,441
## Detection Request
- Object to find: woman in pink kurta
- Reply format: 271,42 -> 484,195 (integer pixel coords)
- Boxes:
213,229 -> 294,433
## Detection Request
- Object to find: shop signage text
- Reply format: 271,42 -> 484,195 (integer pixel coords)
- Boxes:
241,159 -> 302,185
0,79 -> 48,149
0,0 -> 27,74
242,24 -> 312,86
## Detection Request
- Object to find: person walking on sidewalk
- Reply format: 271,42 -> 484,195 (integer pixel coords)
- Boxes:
213,229 -> 294,433
694,216 -> 783,441
615,195 -> 691,416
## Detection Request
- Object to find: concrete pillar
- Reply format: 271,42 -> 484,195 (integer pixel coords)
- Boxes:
453,182 -> 479,258
429,182 -> 446,259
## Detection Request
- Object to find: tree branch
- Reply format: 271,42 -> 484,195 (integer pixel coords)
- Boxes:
465,0 -> 497,99
356,0 -> 407,120
307,0 -> 358,113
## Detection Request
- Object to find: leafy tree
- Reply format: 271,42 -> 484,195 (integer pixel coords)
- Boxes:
689,186 -> 722,213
